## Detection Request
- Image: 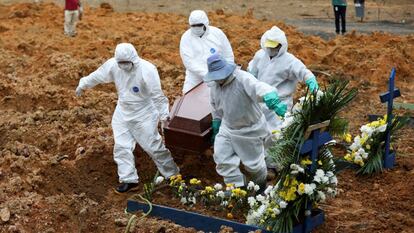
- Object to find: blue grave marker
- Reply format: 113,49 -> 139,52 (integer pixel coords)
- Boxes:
301,128 -> 332,233
379,68 -> 400,168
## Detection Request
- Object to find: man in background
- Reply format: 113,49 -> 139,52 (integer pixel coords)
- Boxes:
332,0 -> 347,34
64,0 -> 83,37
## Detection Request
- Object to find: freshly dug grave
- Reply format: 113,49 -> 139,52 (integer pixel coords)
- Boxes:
0,3 -> 413,233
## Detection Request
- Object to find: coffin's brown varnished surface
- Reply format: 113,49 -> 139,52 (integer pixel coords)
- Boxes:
164,82 -> 212,152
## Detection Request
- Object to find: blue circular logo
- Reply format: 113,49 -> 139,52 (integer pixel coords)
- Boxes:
210,48 -> 216,54
132,86 -> 139,93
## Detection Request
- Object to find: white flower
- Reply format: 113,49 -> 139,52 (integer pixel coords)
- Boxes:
254,184 -> 260,192
155,176 -> 164,185
326,171 -> 334,178
256,194 -> 265,202
315,169 -> 325,178
221,201 -> 228,206
216,191 -> 225,199
321,176 -> 329,184
291,170 -> 299,175
264,185 -> 273,195
378,124 -> 387,132
279,201 -> 287,209
358,148 -> 369,159
214,183 -> 223,190
330,176 -> 338,185
247,181 -> 255,190
248,197 -> 257,207
317,191 -> 326,202
361,125 -> 374,137
327,187 -> 337,196
180,197 -> 187,204
304,183 -> 316,195
273,208 -> 281,215
188,196 -> 196,204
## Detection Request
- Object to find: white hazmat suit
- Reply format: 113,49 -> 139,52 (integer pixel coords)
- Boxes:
76,43 -> 179,184
209,68 -> 276,187
180,10 -> 234,93
248,26 -> 315,132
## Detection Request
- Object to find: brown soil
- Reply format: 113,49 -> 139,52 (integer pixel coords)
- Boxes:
0,2 -> 413,233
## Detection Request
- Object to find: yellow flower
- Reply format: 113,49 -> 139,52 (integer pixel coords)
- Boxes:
366,144 -> 371,150
227,213 -> 233,219
231,188 -> 247,197
344,133 -> 352,143
226,183 -> 235,188
291,178 -> 298,187
279,191 -> 286,199
298,183 -> 305,194
301,158 -> 312,166
289,186 -> 297,193
189,178 -> 201,185
361,135 -> 369,145
205,186 -> 214,193
318,160 -> 323,166
344,154 -> 352,161
267,226 -> 272,231
283,178 -> 290,187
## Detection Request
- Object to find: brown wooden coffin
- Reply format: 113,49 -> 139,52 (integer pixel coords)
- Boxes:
163,82 -> 212,153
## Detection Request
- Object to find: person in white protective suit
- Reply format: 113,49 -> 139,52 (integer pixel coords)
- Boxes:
248,26 -> 319,132
75,43 -> 180,193
180,10 -> 234,93
205,53 -> 287,189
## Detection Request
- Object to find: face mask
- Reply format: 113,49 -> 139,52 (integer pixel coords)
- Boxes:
191,26 -> 205,37
118,62 -> 133,71
215,74 -> 232,86
267,47 -> 280,58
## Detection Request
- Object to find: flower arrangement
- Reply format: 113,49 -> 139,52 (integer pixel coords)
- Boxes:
261,80 -> 357,232
142,81 -> 357,233
344,115 -> 408,175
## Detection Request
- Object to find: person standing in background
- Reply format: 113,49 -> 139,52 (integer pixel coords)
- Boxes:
64,0 -> 82,37
354,0 -> 365,22
332,0 -> 347,34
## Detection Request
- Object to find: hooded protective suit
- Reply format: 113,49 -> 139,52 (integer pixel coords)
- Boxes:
209,68 -> 276,187
180,10 -> 234,93
76,43 -> 179,183
248,26 -> 315,132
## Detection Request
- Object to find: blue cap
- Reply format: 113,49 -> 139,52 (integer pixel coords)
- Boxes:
204,54 -> 236,82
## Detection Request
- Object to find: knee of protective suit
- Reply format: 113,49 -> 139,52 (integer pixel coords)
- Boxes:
113,144 -> 133,158
244,160 -> 267,181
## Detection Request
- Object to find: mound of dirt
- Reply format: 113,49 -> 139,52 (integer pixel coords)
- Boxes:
0,2 -> 413,233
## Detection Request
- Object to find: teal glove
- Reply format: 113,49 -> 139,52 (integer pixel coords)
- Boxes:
305,76 -> 319,92
263,92 -> 287,117
211,119 -> 221,143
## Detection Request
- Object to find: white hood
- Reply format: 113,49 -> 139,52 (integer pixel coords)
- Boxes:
114,43 -> 141,67
189,10 -> 209,26
260,26 -> 288,58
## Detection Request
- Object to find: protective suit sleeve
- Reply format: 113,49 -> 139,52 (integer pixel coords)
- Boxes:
179,34 -> 208,77
239,71 -> 276,103
247,50 -> 261,78
145,66 -> 170,120
210,88 -> 223,120
218,29 -> 235,63
78,59 -> 115,89
288,57 -> 314,82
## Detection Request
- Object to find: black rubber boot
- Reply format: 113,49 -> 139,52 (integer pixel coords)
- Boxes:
114,183 -> 139,194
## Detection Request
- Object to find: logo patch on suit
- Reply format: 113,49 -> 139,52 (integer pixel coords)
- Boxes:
210,48 -> 216,54
132,86 -> 139,93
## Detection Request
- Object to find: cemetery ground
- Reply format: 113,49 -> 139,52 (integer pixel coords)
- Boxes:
0,2 -> 413,233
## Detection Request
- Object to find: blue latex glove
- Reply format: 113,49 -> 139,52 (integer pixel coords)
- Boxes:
211,119 -> 221,143
305,76 -> 319,92
263,92 -> 287,117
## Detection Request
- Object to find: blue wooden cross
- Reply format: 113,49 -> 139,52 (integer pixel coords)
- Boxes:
300,122 -> 332,233
379,68 -> 401,169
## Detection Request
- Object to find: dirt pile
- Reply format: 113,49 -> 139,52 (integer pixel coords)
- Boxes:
0,2 -> 413,233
